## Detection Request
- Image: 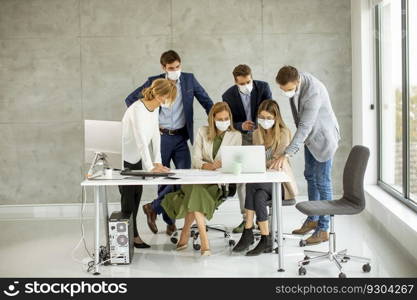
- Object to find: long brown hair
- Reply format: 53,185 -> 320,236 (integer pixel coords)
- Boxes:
207,102 -> 235,141
142,78 -> 177,104
256,100 -> 289,150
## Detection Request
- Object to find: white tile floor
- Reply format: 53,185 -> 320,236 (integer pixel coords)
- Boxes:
0,200 -> 416,278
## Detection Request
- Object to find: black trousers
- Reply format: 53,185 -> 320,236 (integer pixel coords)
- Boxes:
244,183 -> 285,222
118,160 -> 143,238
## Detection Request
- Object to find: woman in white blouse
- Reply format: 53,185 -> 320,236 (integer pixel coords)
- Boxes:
120,78 -> 176,248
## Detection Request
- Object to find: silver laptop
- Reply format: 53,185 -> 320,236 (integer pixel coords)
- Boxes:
221,145 -> 266,173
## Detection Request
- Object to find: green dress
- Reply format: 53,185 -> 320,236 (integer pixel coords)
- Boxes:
161,133 -> 225,220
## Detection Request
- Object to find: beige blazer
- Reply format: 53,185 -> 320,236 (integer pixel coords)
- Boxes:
253,128 -> 298,200
192,126 -> 242,169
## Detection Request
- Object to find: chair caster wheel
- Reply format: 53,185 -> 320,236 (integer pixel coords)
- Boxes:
362,263 -> 371,273
193,244 -> 201,251
299,240 -> 307,247
298,267 -> 306,276
302,256 -> 310,265
229,240 -> 235,247
339,272 -> 347,278
274,248 -> 279,254
170,237 -> 178,244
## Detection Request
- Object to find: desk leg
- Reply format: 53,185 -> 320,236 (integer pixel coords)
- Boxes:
100,186 -> 110,257
273,182 -> 285,272
93,186 -> 101,275
271,184 -> 278,252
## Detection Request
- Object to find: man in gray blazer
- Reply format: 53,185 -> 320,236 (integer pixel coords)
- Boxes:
272,66 -> 340,245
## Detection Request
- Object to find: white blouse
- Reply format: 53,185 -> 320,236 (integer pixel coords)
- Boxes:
122,100 -> 162,171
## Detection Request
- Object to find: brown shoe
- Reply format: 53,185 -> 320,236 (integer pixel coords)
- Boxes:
305,230 -> 329,245
166,224 -> 177,236
292,220 -> 318,235
142,203 -> 158,234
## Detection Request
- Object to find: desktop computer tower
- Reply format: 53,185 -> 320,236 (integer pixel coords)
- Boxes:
108,211 -> 134,264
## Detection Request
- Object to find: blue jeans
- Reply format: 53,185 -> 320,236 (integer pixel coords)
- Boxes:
304,146 -> 333,231
151,133 -> 191,225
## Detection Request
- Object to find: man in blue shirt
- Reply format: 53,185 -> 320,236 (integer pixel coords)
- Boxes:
222,64 -> 272,233
124,50 -> 213,236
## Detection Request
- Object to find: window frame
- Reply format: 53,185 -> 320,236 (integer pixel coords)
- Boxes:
375,0 -> 417,212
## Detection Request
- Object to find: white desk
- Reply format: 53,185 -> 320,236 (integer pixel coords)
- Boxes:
81,169 -> 290,275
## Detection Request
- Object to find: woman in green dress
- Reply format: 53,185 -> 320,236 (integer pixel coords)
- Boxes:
161,102 -> 242,256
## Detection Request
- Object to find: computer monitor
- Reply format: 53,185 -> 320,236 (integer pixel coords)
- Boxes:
84,120 -> 123,170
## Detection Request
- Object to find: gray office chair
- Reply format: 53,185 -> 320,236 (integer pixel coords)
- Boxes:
296,145 -> 371,278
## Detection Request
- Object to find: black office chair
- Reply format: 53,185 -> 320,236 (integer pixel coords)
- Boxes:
170,184 -> 237,250
296,145 -> 371,278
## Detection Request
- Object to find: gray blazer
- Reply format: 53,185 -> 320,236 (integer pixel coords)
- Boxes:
284,72 -> 340,162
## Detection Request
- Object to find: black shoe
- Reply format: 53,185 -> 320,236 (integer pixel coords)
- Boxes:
246,234 -> 272,256
232,228 -> 254,252
134,242 -> 151,249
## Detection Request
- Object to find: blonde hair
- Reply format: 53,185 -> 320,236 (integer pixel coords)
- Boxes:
142,78 -> 177,105
207,102 -> 235,141
256,100 -> 289,151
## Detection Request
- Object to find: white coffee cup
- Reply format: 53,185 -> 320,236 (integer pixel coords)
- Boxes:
104,168 -> 113,179
232,162 -> 242,176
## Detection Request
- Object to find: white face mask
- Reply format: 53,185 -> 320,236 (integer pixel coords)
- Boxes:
279,88 -> 296,98
215,120 -> 230,132
258,118 -> 275,130
238,82 -> 253,95
167,69 -> 181,81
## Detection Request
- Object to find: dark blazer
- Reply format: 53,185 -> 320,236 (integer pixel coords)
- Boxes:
124,72 -> 213,144
222,80 -> 272,132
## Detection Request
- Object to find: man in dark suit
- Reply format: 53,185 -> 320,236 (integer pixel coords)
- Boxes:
125,50 -> 213,236
222,64 -> 272,233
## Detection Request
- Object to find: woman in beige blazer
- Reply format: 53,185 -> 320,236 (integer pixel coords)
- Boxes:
162,102 -> 242,255
233,99 -> 298,256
